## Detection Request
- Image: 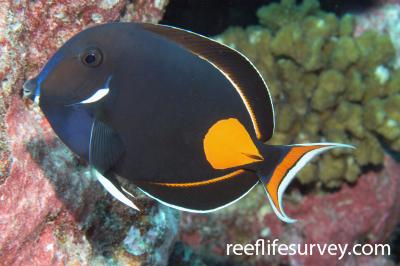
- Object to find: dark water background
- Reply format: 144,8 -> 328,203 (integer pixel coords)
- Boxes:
161,0 -> 377,36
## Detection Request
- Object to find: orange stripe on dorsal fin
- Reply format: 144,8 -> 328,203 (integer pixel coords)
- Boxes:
203,118 -> 263,170
139,23 -> 275,141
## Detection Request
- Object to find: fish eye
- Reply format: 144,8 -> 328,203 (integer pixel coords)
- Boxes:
81,48 -> 103,67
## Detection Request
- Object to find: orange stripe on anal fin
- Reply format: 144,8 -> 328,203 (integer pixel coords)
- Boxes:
266,145 -> 324,210
150,169 -> 245,188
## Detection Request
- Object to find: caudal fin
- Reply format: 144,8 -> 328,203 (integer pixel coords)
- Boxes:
257,143 -> 355,223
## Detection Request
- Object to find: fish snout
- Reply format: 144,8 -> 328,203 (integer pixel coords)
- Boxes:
22,78 -> 37,101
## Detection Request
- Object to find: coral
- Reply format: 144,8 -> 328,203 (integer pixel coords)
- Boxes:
355,3 -> 400,68
215,0 -> 400,188
178,156 -> 400,265
311,70 -> 346,111
0,0 -> 176,265
256,0 -> 320,32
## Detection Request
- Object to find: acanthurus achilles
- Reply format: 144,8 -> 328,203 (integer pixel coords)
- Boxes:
23,22 -> 354,223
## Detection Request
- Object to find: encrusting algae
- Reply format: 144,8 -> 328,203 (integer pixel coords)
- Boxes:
214,0 -> 400,188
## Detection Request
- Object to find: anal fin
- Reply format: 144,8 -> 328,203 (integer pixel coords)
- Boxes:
135,170 -> 259,212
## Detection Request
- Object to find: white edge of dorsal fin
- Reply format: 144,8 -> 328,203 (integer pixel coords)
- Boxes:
140,23 -> 275,142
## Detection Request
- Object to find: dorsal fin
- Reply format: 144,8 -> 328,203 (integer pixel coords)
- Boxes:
139,23 -> 275,142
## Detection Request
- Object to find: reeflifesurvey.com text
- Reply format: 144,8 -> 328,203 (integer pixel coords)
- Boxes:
226,239 -> 390,260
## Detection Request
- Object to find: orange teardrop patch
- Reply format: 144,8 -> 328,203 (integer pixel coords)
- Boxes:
203,118 -> 263,169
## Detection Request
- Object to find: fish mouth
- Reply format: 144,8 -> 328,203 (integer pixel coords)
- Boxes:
22,77 -> 39,104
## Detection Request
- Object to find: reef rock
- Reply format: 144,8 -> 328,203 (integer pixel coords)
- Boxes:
0,1 -> 179,265
178,156 -> 400,265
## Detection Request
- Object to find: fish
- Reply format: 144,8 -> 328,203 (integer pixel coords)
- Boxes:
23,22 -> 354,223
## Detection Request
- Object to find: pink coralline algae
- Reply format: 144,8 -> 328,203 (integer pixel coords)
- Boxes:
179,156 -> 400,265
0,0 -> 178,265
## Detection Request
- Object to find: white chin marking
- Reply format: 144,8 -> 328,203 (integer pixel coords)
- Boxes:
92,168 -> 140,211
80,88 -> 109,104
34,95 -> 40,105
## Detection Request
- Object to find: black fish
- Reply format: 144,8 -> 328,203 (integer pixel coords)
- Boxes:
23,23 -> 353,222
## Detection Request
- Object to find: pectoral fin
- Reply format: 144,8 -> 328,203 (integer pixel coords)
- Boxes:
89,119 -> 125,174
